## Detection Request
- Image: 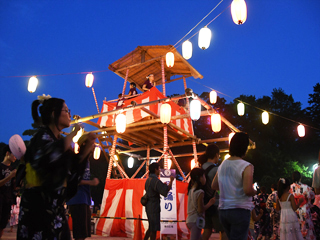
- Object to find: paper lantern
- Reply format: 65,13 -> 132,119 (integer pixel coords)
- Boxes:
166,52 -> 174,67
74,143 -> 79,154
182,40 -> 192,60
237,102 -> 245,116
231,0 -> 247,25
93,146 -> 101,160
229,132 -> 235,144
297,124 -> 305,137
128,156 -> 134,169
168,159 -> 172,169
85,73 -> 94,88
190,99 -> 201,120
114,155 -> 119,161
150,159 -> 157,164
72,127 -> 84,143
224,154 -> 230,160
211,113 -> 221,132
160,103 -> 171,124
191,159 -> 196,170
262,111 -> 269,125
28,76 -> 38,93
198,26 -> 212,50
116,113 -> 126,133
210,91 -> 217,104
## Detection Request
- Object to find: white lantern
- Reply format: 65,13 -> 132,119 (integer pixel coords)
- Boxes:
224,154 -> 230,160
191,159 -> 196,170
74,143 -> 79,154
128,156 -> 134,169
262,111 -> 269,125
160,103 -> 171,124
297,124 -> 305,137
190,99 -> 201,120
85,73 -> 94,88
198,26 -> 212,50
72,127 -> 84,143
229,132 -> 235,144
114,155 -> 119,161
237,102 -> 245,116
210,91 -> 217,104
182,40 -> 192,60
168,159 -> 172,169
28,76 -> 38,93
231,0 -> 247,25
93,146 -> 101,160
211,114 -> 221,132
166,52 -> 174,67
116,113 -> 126,133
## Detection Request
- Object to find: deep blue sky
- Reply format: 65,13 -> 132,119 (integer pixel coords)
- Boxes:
1,0 -> 319,143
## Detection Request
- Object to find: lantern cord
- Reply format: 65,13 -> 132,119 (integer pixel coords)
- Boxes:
188,78 -> 320,131
172,0 -> 224,49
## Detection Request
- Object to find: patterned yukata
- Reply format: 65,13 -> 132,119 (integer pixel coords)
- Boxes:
17,127 -> 86,240
266,190 -> 280,240
257,192 -> 272,239
290,182 -> 316,240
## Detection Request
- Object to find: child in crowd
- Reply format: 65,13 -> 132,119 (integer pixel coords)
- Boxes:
186,168 -> 215,240
9,196 -> 20,232
276,178 -> 304,240
116,93 -> 125,109
128,82 -> 137,96
249,206 -> 263,239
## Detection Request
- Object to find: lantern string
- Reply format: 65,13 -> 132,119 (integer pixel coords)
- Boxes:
172,0 -> 225,49
188,78 -> 320,131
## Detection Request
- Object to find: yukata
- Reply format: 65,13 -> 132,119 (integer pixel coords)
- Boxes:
290,182 -> 316,240
17,127 -> 86,240
144,173 -> 170,231
257,192 -> 271,239
266,190 -> 280,240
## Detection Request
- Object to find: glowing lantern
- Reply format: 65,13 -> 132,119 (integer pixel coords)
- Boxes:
85,73 -> 94,88
93,146 -> 101,160
116,113 -> 126,133
190,99 -> 201,120
224,154 -> 230,160
166,52 -> 174,67
191,159 -> 196,170
211,114 -> 221,132
114,155 -> 119,161
128,156 -> 134,169
198,26 -> 212,50
28,76 -> 38,93
297,124 -> 305,137
168,159 -> 172,169
160,103 -> 171,124
210,90 -> 217,104
237,102 -> 245,116
150,159 -> 157,164
182,40 -> 192,60
72,127 -> 84,143
231,0 -> 247,25
74,143 -> 79,154
262,111 -> 269,125
229,132 -> 235,144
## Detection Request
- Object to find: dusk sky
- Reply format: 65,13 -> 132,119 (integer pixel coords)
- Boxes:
1,0 -> 319,144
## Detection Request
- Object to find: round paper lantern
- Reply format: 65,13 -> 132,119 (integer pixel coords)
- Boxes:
93,146 -> 101,160
85,73 -> 94,88
116,113 -> 126,133
231,0 -> 247,25
9,134 -> 26,159
190,99 -> 201,120
229,132 -> 235,144
160,103 -> 171,124
28,76 -> 38,93
211,113 -> 221,132
72,127 -> 84,143
128,156 -> 134,169
74,143 -> 79,154
297,124 -> 305,137
198,26 -> 212,50
182,40 -> 192,60
191,159 -> 196,170
237,102 -> 245,116
262,111 -> 269,125
166,52 -> 174,67
210,90 -> 217,104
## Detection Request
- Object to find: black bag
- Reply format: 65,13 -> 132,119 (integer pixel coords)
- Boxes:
140,178 -> 151,206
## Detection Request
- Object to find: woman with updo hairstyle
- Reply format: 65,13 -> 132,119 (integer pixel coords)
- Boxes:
17,95 -> 96,240
290,171 -> 315,240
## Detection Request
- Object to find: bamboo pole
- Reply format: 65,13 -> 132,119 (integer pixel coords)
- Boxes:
107,135 -> 118,179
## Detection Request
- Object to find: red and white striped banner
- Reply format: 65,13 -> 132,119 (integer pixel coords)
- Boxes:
97,87 -> 193,136
95,179 -> 190,239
